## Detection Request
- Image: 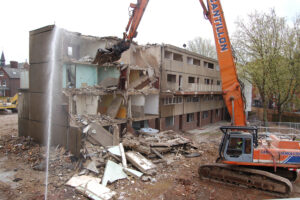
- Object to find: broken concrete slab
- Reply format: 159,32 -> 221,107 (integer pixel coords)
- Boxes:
112,125 -> 119,146
77,180 -> 116,200
86,161 -> 99,174
66,175 -> 115,200
150,138 -> 190,147
119,143 -> 127,168
102,160 -> 127,186
66,175 -> 101,187
88,123 -> 113,147
83,125 -> 91,134
107,146 -> 121,157
106,96 -> 123,119
151,148 -> 165,160
126,151 -> 156,175
123,168 -> 143,178
140,128 -> 159,136
129,75 -> 149,89
99,77 -> 119,88
184,152 -> 201,158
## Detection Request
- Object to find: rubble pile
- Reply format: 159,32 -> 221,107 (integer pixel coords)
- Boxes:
0,127 -> 199,200
0,135 -> 78,190
0,135 -> 42,164
73,114 -> 123,127
122,129 -> 198,161
67,125 -> 199,200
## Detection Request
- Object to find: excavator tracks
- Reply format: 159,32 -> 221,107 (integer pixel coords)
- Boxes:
198,164 -> 292,196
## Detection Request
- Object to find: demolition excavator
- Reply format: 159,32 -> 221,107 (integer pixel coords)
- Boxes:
94,0 -> 300,195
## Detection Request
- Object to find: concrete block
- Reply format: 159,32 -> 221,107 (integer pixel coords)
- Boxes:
68,126 -> 81,157
29,62 -> 63,93
29,120 -> 68,147
29,92 -> 68,126
18,90 -> 30,120
88,123 -> 113,147
112,125 -> 120,146
29,26 -> 63,64
126,151 -> 156,175
18,118 -> 30,137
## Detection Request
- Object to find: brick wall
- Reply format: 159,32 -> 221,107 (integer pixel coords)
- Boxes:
201,110 -> 211,127
160,115 -> 180,131
182,113 -> 198,131
214,108 -> 223,122
148,119 -> 156,129
9,78 -> 20,97
0,67 -> 10,96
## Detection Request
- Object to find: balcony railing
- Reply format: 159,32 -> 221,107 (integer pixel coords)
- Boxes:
186,84 -> 222,92
163,83 -> 222,92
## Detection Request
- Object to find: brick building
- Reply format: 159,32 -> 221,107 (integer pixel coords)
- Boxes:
0,58 -> 29,97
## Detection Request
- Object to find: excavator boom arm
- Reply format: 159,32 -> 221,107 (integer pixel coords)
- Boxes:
93,0 -> 149,66
125,0 -> 149,41
95,0 -> 247,127
199,0 -> 246,126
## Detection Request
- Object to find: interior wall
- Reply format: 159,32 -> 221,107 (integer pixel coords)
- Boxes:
98,67 -> 120,83
98,95 -> 114,114
145,94 -> 159,115
76,64 -> 97,88
75,95 -> 98,115
131,95 -> 145,106
129,70 -> 141,84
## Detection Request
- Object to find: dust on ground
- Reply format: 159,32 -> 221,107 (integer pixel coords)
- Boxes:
1,114 -> 300,200
0,113 -> 18,136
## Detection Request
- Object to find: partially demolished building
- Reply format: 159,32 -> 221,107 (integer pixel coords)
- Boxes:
158,44 -> 225,130
18,25 -> 225,155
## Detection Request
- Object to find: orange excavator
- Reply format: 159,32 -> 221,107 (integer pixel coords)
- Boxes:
94,0 -> 300,195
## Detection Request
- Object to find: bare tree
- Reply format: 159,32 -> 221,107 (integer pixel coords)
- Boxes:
233,9 -> 300,122
187,37 -> 217,59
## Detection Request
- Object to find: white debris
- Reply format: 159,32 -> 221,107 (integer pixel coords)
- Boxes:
83,125 -> 91,134
102,160 -> 127,186
107,146 -> 121,156
86,161 -> 99,174
123,168 -> 143,178
126,151 -> 156,174
66,175 -> 115,200
119,143 -> 127,168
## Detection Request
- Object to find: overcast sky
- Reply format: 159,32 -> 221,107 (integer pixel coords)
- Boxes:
0,0 -> 299,63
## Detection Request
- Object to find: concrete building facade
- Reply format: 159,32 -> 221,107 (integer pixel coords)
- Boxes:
144,44 -> 225,131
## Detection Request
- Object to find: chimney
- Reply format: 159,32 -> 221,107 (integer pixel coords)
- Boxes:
10,61 -> 18,68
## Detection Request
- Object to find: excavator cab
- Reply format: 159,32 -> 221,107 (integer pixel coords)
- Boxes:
218,126 -> 258,163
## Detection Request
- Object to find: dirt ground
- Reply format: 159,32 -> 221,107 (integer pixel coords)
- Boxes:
0,113 -> 300,200
0,112 -> 18,137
